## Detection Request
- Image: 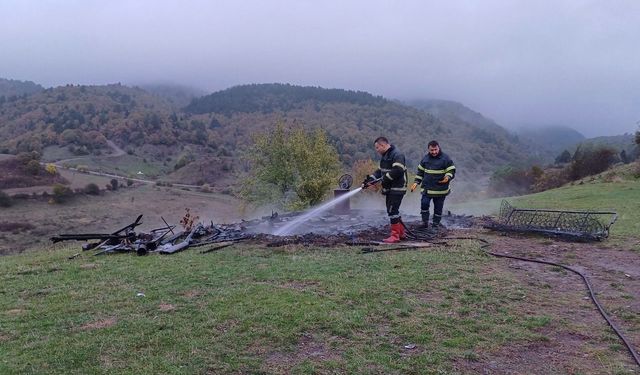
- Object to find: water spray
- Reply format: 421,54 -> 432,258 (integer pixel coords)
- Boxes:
273,175 -> 381,236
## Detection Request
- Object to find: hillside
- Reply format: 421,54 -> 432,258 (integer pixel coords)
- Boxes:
138,83 -> 207,109
0,84 -> 222,167
406,99 -> 508,134
0,78 -> 44,99
0,82 -> 536,188
185,84 -> 533,184
0,155 -> 67,189
514,125 -> 586,161
577,133 -> 638,160
185,83 -> 388,115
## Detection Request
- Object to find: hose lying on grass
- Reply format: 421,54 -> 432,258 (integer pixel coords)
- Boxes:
360,225 -> 640,369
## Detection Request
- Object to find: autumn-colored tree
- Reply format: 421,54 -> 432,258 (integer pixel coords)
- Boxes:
45,163 -> 57,175
351,159 -> 380,194
241,121 -> 340,209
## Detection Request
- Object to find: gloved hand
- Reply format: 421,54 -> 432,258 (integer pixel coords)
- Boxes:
438,176 -> 450,184
410,182 -> 418,192
361,175 -> 375,189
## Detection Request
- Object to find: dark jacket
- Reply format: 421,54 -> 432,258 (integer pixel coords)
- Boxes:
373,144 -> 407,195
414,150 -> 455,197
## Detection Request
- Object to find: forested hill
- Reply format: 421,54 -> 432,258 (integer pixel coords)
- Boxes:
0,78 -> 44,99
407,99 -> 508,134
0,84 -> 198,155
0,82 -> 534,186
139,83 -> 207,109
185,84 -> 533,181
515,125 -> 586,159
185,83 -> 387,115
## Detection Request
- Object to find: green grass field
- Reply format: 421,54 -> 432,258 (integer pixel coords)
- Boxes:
0,242 -> 593,374
1,168 -> 639,373
451,178 -> 640,245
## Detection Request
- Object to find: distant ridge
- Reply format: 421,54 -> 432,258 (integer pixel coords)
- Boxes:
185,83 -> 387,115
0,78 -> 44,98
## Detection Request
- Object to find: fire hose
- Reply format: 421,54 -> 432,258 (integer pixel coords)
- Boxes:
361,223 -> 640,369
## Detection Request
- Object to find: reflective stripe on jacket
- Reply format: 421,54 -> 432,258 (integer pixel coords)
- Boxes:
414,151 -> 455,197
373,144 -> 407,196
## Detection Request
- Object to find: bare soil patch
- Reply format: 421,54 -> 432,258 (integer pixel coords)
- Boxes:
80,317 -> 117,331
261,332 -> 344,373
158,303 -> 176,312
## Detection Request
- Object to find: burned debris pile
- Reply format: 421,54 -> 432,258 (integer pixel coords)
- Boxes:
51,210 -> 478,257
51,214 -> 248,257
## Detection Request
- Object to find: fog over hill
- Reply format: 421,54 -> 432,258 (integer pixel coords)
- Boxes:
514,126 -> 586,160
3,1 -> 639,137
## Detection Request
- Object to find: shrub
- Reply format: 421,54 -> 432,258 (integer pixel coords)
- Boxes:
25,160 -> 41,175
16,151 -> 40,165
569,146 -> 616,180
52,184 -> 73,203
110,179 -> 119,190
488,165 -> 543,197
45,163 -> 58,175
633,161 -> 640,179
531,168 -> 568,192
84,183 -> 100,195
200,183 -> 212,193
0,190 -> 12,207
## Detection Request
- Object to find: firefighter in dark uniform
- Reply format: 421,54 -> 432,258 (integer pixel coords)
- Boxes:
362,136 -> 408,243
410,140 -> 455,228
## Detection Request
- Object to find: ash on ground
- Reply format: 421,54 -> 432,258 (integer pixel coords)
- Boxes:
234,209 -> 477,247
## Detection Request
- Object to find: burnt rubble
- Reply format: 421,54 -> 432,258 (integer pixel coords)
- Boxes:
52,210 -> 478,257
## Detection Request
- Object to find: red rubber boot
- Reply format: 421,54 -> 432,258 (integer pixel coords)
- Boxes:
398,222 -> 406,240
383,223 -> 401,243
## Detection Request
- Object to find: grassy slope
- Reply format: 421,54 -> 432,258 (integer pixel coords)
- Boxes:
1,170 -> 639,374
3,242 -> 620,374
451,165 -> 640,244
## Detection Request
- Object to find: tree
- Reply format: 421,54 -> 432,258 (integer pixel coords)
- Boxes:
0,190 -> 12,207
25,160 -> 41,175
52,184 -> 73,203
45,164 -> 58,175
569,146 -> 616,180
555,149 -> 571,164
241,122 -> 340,209
620,149 -> 629,164
288,127 -> 342,208
84,183 -> 100,195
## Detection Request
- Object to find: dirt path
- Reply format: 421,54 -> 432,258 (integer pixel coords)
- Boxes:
105,140 -> 125,157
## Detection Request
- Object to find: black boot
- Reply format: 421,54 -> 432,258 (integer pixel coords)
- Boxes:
432,214 -> 442,229
421,214 -> 429,228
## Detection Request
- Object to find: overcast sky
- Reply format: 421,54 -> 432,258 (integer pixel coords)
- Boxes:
1,0 -> 639,137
